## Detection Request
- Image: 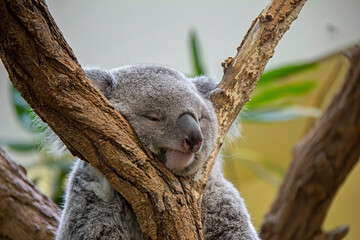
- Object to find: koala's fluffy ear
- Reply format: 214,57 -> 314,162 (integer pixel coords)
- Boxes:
191,76 -> 218,99
83,67 -> 115,97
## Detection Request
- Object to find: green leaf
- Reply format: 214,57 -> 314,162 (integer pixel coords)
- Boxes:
223,148 -> 285,186
0,140 -> 38,152
11,85 -> 32,129
259,63 -> 318,86
10,84 -> 45,133
53,165 -> 70,206
242,106 -> 322,122
246,80 -> 317,109
189,30 -> 206,76
236,157 -> 284,185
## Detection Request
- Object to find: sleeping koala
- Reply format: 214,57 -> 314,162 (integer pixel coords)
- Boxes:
55,64 -> 259,240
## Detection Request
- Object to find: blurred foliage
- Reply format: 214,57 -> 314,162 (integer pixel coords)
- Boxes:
1,31 -> 325,206
189,31 -> 321,123
190,30 -> 206,76
0,85 -> 73,206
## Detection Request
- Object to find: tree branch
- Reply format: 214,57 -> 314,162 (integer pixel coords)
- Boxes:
0,1 -> 197,239
260,46 -> 360,240
0,0 -> 306,239
0,148 -> 60,240
203,0 -> 307,184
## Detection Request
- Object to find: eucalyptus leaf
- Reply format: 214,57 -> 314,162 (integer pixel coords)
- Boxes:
235,157 -> 283,186
0,140 -> 38,152
259,62 -> 318,86
223,149 -> 285,186
242,106 -> 321,122
189,30 -> 206,76
246,80 -> 317,109
11,85 -> 33,130
53,166 -> 71,206
10,84 -> 45,134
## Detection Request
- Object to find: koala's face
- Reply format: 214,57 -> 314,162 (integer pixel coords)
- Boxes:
86,65 -> 218,176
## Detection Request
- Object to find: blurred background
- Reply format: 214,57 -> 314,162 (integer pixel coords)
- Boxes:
0,0 -> 359,239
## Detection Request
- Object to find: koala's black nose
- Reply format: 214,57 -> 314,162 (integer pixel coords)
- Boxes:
177,114 -> 203,153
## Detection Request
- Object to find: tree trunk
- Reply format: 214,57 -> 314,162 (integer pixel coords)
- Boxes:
260,46 -> 360,240
0,149 -> 60,240
0,0 -> 306,239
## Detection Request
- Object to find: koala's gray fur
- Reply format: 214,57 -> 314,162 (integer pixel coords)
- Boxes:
55,64 -> 259,240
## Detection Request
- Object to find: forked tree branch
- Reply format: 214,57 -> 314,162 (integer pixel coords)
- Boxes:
0,0 -> 306,239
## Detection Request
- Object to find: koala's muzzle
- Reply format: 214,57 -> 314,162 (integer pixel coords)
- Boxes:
177,114 -> 203,153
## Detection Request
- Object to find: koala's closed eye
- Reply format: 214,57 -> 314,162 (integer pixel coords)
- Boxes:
143,113 -> 162,122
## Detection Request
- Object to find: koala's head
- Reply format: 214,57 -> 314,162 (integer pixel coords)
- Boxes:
85,65 -> 218,176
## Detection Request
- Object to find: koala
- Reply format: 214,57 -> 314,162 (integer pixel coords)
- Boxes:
55,64 -> 259,240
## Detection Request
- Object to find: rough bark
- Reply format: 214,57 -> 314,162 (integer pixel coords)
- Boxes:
0,0 -> 306,239
0,1 -> 196,238
0,148 -> 61,240
260,46 -> 360,240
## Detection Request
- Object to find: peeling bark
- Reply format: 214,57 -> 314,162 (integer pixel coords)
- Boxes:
0,149 -> 60,240
260,46 -> 360,240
